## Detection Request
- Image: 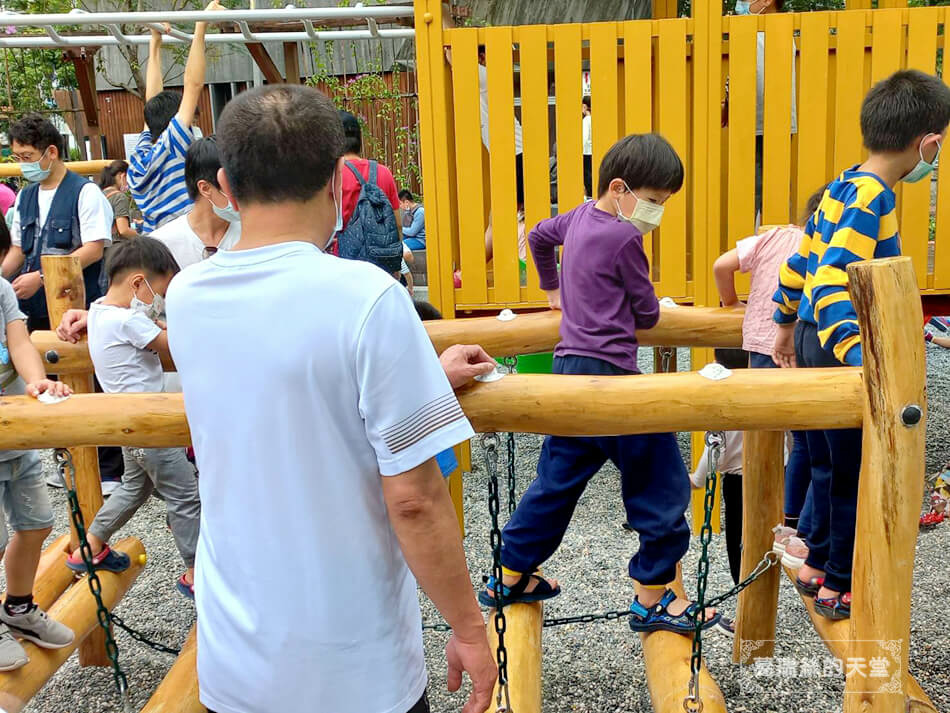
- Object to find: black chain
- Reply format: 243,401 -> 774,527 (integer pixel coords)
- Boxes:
502,357 -> 519,516
660,347 -> 674,374
421,621 -> 453,632
55,449 -> 134,713
110,613 -> 182,656
482,433 -> 512,713
705,551 -> 780,611
542,609 -> 630,627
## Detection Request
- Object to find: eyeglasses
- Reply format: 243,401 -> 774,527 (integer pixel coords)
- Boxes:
202,246 -> 218,259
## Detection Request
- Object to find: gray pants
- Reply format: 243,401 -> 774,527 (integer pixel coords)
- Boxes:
89,447 -> 200,568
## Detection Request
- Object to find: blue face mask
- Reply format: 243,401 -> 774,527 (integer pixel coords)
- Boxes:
735,1 -> 752,14
902,135 -> 942,184
210,193 -> 240,224
20,147 -> 52,183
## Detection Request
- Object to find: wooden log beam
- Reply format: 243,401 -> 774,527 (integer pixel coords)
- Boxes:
0,368 -> 865,450
283,41 -> 301,83
31,306 -> 745,376
0,161 -> 110,179
486,603 -> 541,713
10,534 -> 73,612
141,625 -> 205,713
0,537 -> 146,713
246,43 -> 284,84
847,257 -> 927,713
733,430 -> 783,663
62,48 -> 99,128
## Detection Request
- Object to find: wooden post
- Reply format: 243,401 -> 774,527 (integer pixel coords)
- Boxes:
40,255 -> 109,668
486,602 -> 542,713
246,44 -> 284,84
0,537 -> 146,713
141,625 -> 205,713
733,430 -> 783,663
846,257 -> 927,713
283,42 -> 301,84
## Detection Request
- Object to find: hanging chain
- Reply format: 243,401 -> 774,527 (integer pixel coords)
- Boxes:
660,347 -> 674,374
705,551 -> 780,610
502,357 -> 519,515
541,609 -> 630,627
109,613 -> 182,656
55,449 -> 134,713
482,433 -> 512,713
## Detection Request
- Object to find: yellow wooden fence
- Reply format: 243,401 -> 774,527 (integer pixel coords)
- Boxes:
413,2 -> 950,317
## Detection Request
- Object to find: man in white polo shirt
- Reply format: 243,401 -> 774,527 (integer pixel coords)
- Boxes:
165,85 -> 496,713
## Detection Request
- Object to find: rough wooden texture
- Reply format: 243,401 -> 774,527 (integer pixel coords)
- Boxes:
141,625 -> 205,713
733,430 -> 783,663
782,567 -> 935,712
31,331 -> 174,376
40,255 -> 110,668
846,257 -> 927,713
486,602 -> 542,713
0,161 -> 110,179
0,537 -> 146,713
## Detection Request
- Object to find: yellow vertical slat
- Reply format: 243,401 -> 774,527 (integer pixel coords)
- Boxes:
450,31 -> 488,305
485,26 -> 520,304
554,24 -> 584,213
589,22 -> 620,200
796,12 -> 830,221
833,11 -> 866,173
761,13 -> 794,225
623,20 -> 654,135
519,25 -> 551,300
656,19 -> 689,298
726,16 -> 757,258
870,9 -> 903,83
845,0 -> 872,7
934,11 -> 950,290
901,8 -> 937,289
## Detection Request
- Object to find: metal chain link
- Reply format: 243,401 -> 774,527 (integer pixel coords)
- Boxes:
660,347 -> 674,374
109,613 -> 182,656
542,609 -> 630,627
55,449 -> 134,713
705,551 -> 780,611
482,433 -> 512,713
502,357 -> 519,516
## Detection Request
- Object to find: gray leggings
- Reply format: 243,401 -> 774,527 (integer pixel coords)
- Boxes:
89,447 -> 200,568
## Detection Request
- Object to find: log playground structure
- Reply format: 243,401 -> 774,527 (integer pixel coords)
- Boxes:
0,253 -> 931,712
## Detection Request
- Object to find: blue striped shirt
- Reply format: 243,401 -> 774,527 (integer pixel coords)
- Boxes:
127,117 -> 195,233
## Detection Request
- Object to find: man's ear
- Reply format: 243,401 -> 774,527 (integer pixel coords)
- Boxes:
217,168 -> 239,211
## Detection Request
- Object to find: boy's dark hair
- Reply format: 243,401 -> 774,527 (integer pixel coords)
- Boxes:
184,137 -> 222,200
339,110 -> 362,156
800,184 -> 828,226
0,211 -> 10,259
217,85 -> 344,205
597,133 -> 684,197
477,44 -> 486,56
860,70 -> 950,152
106,235 -> 180,284
9,113 -> 64,156
399,189 -> 414,202
714,348 -> 749,371
582,95 -> 591,110
144,90 -> 183,140
413,300 -> 442,321
97,160 -> 129,190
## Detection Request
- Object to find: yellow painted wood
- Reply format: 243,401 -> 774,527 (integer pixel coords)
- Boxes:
656,19 -> 689,298
450,31 -> 488,305
934,14 -> 950,290
845,0 -> 872,8
833,11 -> 867,173
589,22 -> 620,199
485,27 -> 520,304
726,16 -> 758,256
622,20 -> 654,136
519,25 -> 550,300
762,13 -> 794,225
653,0 -> 678,20
796,12 -> 831,223
901,7 -> 938,289
870,8 -> 903,83
554,23 -> 584,212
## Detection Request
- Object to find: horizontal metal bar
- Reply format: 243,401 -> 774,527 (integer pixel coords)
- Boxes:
0,6 -> 413,27
0,28 -> 415,48
144,22 -> 194,43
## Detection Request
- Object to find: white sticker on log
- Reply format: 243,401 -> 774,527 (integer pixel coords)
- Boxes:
37,392 -> 70,405
497,309 -> 517,322
475,366 -> 506,383
699,363 -> 732,381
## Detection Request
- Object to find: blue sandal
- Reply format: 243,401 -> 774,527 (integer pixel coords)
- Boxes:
66,544 -> 130,574
477,572 -> 560,608
794,575 -> 824,598
628,588 -> 721,635
814,591 -> 851,620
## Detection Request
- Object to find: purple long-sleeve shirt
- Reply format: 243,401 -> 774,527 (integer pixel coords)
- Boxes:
529,201 -> 659,373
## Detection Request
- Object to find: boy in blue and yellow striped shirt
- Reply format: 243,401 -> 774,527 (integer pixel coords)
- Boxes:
772,69 -> 950,620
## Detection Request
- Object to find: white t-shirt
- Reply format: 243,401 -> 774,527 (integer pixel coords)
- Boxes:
87,300 -> 163,394
582,114 -> 592,156
10,181 -> 113,249
166,242 -> 474,713
478,64 -> 524,154
149,212 -> 242,270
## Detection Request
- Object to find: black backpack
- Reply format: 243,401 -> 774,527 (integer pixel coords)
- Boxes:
338,160 -> 403,274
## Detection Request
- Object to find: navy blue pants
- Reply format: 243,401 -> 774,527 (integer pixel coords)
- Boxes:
794,322 -> 862,593
747,351 -> 812,527
499,355 -> 691,586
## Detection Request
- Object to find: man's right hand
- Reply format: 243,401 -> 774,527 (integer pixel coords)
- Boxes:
440,344 -> 495,389
56,309 -> 89,344
446,630 -> 497,713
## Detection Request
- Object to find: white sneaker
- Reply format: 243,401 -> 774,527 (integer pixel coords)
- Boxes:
0,605 -> 74,649
771,525 -> 797,554
0,624 -> 28,671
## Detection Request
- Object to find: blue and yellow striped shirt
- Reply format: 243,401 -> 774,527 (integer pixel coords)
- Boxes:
772,167 -> 900,366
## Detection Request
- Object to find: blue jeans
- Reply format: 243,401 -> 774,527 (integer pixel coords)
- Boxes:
500,355 -> 690,585
403,237 -> 425,251
747,351 -> 812,525
793,322 -> 862,593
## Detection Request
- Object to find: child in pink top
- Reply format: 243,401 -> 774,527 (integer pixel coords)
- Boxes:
712,186 -> 826,562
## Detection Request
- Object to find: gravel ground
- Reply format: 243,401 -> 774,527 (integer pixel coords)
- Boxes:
14,346 -> 950,713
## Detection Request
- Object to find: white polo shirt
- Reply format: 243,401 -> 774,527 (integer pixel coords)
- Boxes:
166,241 -> 474,713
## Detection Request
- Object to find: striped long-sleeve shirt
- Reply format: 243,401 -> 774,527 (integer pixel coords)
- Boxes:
127,117 -> 196,233
772,167 -> 900,366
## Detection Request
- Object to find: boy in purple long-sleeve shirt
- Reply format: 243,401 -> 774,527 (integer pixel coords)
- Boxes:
479,134 -> 720,636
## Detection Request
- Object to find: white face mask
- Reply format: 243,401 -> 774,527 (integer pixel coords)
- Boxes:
209,191 -> 240,223
130,278 -> 165,322
615,182 -> 665,234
